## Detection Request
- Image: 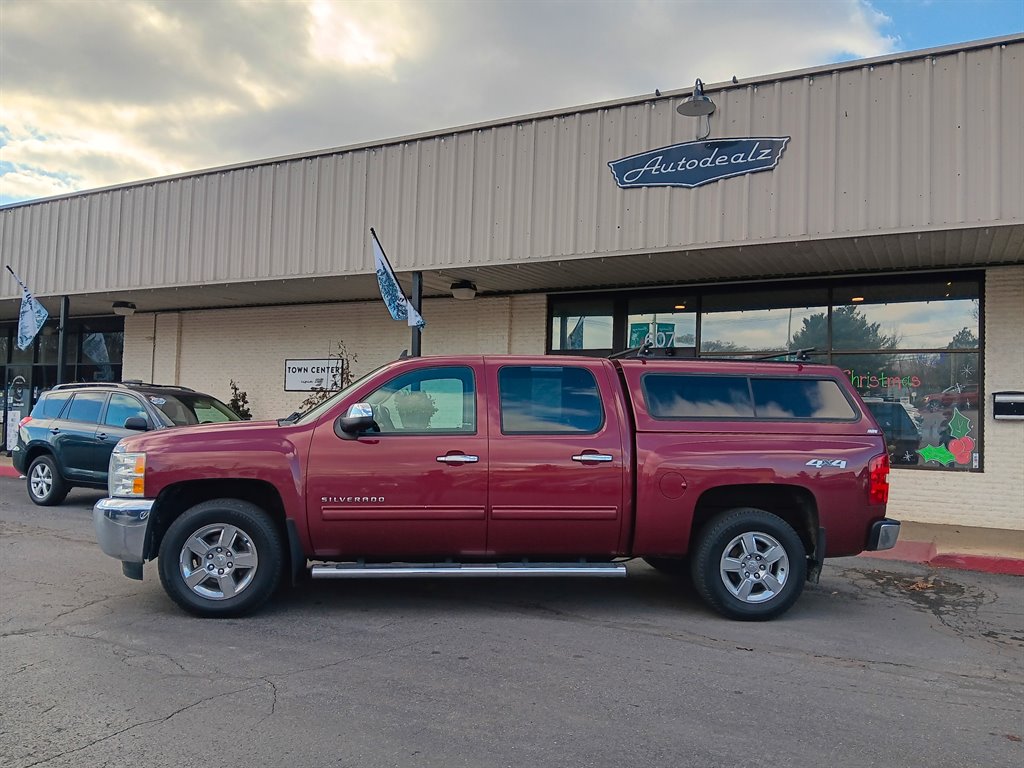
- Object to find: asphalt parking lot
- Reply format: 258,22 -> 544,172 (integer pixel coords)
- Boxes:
1,478 -> 1022,768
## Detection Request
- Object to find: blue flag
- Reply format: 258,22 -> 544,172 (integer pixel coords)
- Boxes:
7,267 -> 48,350
370,229 -> 425,329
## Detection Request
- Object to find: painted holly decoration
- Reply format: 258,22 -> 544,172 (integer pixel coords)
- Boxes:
917,407 -> 975,466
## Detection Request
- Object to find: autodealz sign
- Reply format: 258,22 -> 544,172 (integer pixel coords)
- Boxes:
608,137 -> 790,189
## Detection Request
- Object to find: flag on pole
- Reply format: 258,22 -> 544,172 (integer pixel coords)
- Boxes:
370,229 -> 425,329
6,265 -> 49,350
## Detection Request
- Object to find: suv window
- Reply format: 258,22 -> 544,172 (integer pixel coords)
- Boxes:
104,393 -> 149,428
144,393 -> 241,426
64,392 -> 107,424
499,365 -> 603,434
33,392 -> 73,419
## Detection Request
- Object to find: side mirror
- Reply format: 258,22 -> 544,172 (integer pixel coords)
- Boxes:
336,403 -> 377,438
123,416 -> 149,431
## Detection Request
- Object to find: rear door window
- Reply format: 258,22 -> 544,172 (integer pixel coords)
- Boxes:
498,366 -> 603,433
33,392 -> 73,419
63,392 -> 108,424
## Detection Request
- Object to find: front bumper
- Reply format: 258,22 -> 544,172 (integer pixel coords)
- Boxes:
94,497 -> 154,576
867,518 -> 901,551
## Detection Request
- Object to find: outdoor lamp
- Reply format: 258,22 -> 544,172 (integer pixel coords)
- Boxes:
112,301 -> 137,316
450,280 -> 477,300
677,78 -> 716,139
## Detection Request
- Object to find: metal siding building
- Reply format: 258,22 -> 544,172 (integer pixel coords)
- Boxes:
2,36 -> 1022,533
2,36 -> 1021,311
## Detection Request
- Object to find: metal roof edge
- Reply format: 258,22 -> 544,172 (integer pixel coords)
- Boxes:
3,33 -> 1021,211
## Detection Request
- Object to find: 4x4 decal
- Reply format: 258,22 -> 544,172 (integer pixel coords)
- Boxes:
805,459 -> 847,469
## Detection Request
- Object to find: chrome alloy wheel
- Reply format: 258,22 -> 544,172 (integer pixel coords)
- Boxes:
719,531 -> 790,603
178,523 -> 259,600
29,462 -> 53,500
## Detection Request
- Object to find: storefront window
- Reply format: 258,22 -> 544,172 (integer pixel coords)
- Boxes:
833,279 -> 979,351
834,352 -> 980,470
701,306 -> 828,355
550,298 -> 614,352
701,287 -> 829,355
37,329 -> 61,364
547,275 -> 981,472
627,295 -> 696,352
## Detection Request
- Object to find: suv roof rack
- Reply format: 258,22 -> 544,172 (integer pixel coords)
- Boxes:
51,381 -> 196,392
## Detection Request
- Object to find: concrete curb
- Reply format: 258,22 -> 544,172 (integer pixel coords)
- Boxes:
859,543 -> 1024,576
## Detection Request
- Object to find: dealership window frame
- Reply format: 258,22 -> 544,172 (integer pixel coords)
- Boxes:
1,317 -> 125,450
547,272 -> 984,472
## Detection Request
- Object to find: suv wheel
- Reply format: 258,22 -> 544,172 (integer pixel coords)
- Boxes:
158,499 -> 284,618
691,508 -> 806,621
27,455 -> 70,506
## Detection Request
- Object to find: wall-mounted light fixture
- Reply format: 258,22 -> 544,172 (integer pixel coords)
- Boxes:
450,280 -> 477,300
112,301 -> 137,316
676,78 -> 716,140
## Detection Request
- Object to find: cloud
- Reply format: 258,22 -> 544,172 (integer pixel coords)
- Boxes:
0,0 -> 898,204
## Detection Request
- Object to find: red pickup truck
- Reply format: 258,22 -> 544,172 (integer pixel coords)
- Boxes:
94,355 -> 899,621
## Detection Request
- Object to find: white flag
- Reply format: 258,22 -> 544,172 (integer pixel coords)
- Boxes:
7,266 -> 48,350
370,229 -> 425,329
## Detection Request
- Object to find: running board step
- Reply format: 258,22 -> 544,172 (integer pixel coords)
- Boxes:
310,562 -> 628,579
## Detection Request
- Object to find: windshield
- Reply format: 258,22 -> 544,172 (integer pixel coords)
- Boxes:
293,363 -> 391,425
145,392 -> 242,426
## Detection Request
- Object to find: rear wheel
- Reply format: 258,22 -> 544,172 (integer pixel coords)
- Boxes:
27,455 -> 70,506
158,499 -> 284,618
691,508 -> 806,621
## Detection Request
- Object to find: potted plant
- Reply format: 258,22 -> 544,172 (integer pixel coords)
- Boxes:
394,390 -> 437,429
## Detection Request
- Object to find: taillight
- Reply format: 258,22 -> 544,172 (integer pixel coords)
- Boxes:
868,453 -> 890,505
19,416 -> 32,428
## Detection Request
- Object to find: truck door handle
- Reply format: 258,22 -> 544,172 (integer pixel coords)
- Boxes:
97,432 -> 108,440
436,454 -> 479,464
572,453 -> 614,463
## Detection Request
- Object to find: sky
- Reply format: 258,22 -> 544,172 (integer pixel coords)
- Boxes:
1,0 -> 1021,206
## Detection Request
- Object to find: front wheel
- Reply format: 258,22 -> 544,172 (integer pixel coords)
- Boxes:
158,499 -> 284,618
691,508 -> 806,621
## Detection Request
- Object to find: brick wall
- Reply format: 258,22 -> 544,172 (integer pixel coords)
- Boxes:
887,266 -> 1024,531
124,294 -> 548,422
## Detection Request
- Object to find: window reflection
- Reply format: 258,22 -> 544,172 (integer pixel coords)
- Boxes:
627,295 -> 696,351
550,299 -> 614,351
835,352 -> 980,471
702,306 -> 827,355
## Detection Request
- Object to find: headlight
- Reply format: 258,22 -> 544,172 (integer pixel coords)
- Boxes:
109,446 -> 146,498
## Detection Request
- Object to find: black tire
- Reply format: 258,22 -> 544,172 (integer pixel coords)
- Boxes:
642,556 -> 691,579
27,454 -> 70,506
691,508 -> 806,621
158,499 -> 284,618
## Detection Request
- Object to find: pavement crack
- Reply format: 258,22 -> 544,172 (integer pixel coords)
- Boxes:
18,685 -> 261,768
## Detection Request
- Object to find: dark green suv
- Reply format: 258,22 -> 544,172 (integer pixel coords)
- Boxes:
12,382 -> 242,506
